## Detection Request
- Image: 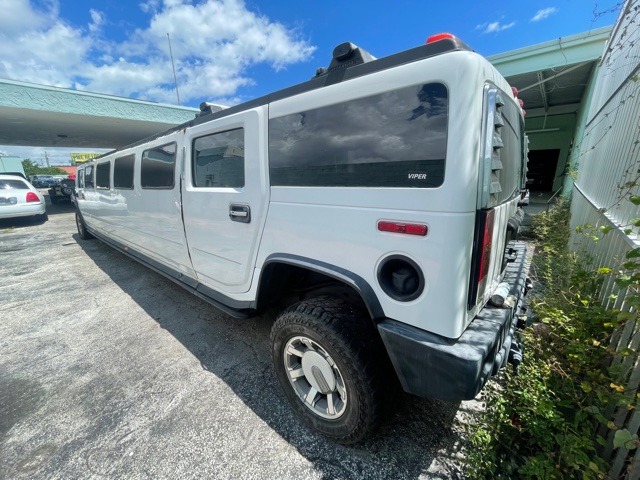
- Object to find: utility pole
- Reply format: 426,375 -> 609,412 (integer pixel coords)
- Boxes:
167,33 -> 181,106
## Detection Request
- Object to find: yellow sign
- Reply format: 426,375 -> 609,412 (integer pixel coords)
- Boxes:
70,153 -> 101,164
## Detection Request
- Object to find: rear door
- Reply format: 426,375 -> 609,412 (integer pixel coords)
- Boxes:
181,107 -> 269,295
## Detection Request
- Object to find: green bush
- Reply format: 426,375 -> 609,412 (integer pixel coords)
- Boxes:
465,202 -> 631,479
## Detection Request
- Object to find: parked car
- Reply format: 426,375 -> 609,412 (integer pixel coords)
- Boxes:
30,175 -> 57,188
0,174 -> 47,221
48,178 -> 76,204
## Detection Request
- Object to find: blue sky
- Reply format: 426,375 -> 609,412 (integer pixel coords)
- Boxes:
0,0 -> 622,164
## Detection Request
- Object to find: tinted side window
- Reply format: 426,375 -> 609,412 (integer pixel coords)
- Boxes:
193,129 -> 244,188
141,143 -> 176,189
85,165 -> 95,189
497,92 -> 523,203
96,162 -> 111,189
269,83 -> 448,188
114,154 -> 135,189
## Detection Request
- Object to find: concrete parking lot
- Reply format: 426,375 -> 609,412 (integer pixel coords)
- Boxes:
0,201 -> 473,479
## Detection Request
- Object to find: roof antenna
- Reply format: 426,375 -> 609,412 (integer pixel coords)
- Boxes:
167,33 -> 181,106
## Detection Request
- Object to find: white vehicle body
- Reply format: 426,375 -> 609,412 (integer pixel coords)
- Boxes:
0,174 -> 46,220
75,35 -> 530,443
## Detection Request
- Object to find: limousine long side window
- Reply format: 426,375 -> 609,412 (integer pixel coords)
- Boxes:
269,83 -> 448,188
192,128 -> 245,188
85,165 -> 95,189
96,162 -> 111,189
141,143 -> 176,189
114,154 -> 135,189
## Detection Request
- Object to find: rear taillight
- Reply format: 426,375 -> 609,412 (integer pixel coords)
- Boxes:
26,192 -> 40,203
469,208 -> 495,308
478,209 -> 495,285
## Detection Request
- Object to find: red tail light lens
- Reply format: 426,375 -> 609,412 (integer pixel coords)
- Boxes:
26,192 -> 40,203
478,209 -> 495,284
426,33 -> 455,44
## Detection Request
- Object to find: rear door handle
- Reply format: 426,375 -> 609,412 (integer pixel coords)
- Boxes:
229,204 -> 251,223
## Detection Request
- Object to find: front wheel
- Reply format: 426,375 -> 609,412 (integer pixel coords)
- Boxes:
75,211 -> 94,240
270,297 -> 386,444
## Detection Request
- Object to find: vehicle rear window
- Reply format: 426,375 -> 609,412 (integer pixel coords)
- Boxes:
495,91 -> 523,203
269,82 -> 448,188
0,179 -> 28,189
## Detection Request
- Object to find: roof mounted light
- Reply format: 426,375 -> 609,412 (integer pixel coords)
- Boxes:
426,33 -> 455,44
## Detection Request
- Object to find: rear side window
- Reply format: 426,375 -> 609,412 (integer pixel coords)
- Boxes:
496,92 -> 523,203
85,165 -> 95,189
193,128 -> 245,188
269,83 -> 448,188
0,179 -> 28,189
141,143 -> 176,189
114,154 -> 135,189
96,162 -> 111,189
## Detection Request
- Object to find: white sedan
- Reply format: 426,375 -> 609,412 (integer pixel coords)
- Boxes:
0,174 -> 47,221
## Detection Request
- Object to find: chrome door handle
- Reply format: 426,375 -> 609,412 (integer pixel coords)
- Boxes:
229,204 -> 251,223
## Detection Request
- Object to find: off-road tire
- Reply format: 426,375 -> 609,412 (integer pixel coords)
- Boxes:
75,210 -> 94,240
270,296 -> 386,444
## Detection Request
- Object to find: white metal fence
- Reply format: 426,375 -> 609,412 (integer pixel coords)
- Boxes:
569,1 -> 640,477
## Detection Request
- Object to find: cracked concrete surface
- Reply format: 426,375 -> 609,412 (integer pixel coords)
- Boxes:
0,202 -> 473,480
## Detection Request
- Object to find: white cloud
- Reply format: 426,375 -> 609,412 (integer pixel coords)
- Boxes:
531,7 -> 558,22
476,20 -> 516,34
89,9 -> 105,33
0,0 -> 316,104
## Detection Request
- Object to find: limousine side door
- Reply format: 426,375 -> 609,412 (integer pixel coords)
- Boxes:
181,107 -> 269,295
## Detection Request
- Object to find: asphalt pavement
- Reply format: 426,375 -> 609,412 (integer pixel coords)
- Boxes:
0,199 -> 474,480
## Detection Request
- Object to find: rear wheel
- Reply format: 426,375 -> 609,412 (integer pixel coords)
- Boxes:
271,296 -> 385,444
75,211 -> 94,240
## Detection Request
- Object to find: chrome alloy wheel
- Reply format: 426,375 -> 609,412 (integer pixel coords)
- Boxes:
283,336 -> 347,419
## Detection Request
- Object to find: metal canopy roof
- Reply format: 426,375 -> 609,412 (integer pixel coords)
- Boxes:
489,26 -> 612,119
0,78 -> 199,149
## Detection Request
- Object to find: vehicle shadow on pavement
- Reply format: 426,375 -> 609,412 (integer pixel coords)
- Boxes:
76,237 -> 466,479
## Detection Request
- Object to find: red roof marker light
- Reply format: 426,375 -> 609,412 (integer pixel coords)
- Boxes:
426,33 -> 455,44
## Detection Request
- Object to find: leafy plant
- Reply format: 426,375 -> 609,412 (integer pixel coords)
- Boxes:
465,201 -> 636,479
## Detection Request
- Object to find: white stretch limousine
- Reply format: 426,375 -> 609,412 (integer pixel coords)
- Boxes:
75,33 -> 531,444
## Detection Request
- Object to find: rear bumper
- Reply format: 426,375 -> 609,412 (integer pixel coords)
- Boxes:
377,241 -> 529,401
0,202 -> 46,219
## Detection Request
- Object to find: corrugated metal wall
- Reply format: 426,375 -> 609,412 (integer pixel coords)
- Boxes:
569,1 -> 640,477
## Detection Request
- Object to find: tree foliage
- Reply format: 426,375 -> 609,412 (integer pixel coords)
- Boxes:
21,159 -> 68,177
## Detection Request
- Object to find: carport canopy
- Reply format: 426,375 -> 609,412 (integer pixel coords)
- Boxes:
489,26 -> 612,122
0,78 -> 202,149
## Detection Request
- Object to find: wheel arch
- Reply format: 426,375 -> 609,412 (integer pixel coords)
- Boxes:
256,254 -> 385,320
